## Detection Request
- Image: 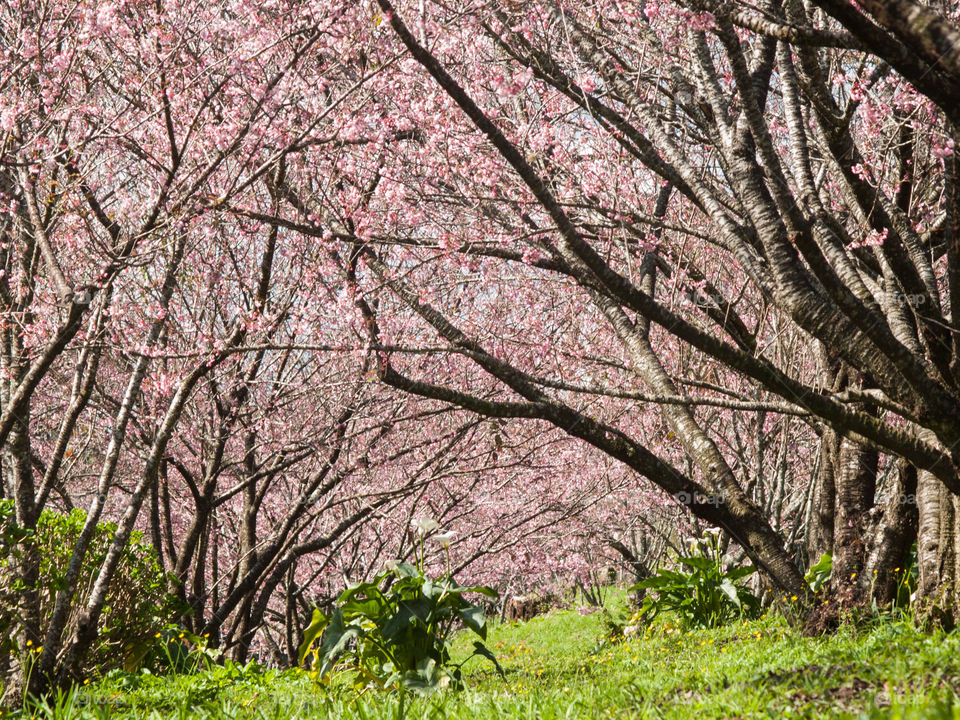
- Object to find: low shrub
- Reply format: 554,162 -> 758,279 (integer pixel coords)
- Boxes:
0,500 -> 184,681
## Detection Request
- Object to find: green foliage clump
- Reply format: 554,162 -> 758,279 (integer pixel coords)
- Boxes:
298,562 -> 502,693
630,530 -> 761,629
805,549 -> 919,612
0,500 -> 183,678
0,501 -> 33,664
805,552 -> 833,593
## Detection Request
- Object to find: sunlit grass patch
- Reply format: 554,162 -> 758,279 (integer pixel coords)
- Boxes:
16,604 -> 960,719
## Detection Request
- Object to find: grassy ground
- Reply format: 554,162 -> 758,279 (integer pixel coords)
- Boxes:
16,602 -> 960,719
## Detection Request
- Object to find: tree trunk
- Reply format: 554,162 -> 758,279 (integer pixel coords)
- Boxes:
830,437 -> 878,603
864,460 -> 918,605
915,475 -> 960,627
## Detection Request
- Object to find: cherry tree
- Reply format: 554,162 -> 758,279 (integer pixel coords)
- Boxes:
5,0 -> 960,698
266,0 -> 960,627
1,0 -> 632,696
0,0 -> 410,694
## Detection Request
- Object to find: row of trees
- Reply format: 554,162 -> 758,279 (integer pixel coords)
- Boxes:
2,0 -> 959,699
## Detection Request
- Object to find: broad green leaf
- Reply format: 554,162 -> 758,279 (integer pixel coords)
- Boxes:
395,562 -> 420,579
679,555 -> 715,571
315,610 -> 364,676
297,608 -> 328,667
381,605 -> 414,641
447,582 -> 499,598
719,578 -> 741,607
455,605 -> 487,640
726,565 -> 757,581
471,641 -> 505,677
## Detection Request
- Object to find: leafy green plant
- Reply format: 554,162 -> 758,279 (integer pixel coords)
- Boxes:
140,627 -> 234,676
805,552 -> 833,593
804,548 -> 919,614
0,500 -> 185,680
0,501 -> 33,665
893,544 -> 918,611
298,562 -> 503,693
629,531 -> 761,629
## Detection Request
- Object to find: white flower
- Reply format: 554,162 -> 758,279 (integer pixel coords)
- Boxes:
431,531 -> 456,548
383,559 -> 400,571
411,517 -> 439,534
704,527 -> 722,538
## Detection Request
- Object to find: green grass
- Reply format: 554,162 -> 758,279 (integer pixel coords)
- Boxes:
14,601 -> 960,719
